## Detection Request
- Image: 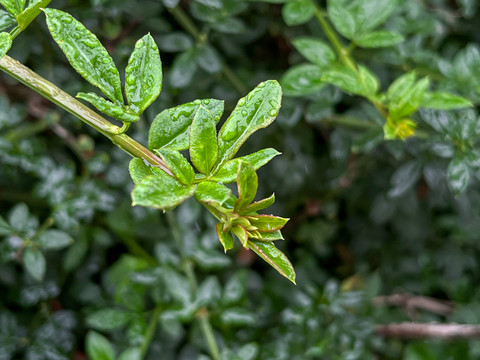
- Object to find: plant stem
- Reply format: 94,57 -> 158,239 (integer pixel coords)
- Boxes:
139,306 -> 162,358
167,5 -> 247,94
0,55 -> 172,175
165,211 -> 220,359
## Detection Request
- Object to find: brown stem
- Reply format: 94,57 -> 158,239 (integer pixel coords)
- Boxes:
373,293 -> 454,317
375,323 -> 480,339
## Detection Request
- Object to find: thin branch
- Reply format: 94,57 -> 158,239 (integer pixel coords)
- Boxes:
373,293 -> 454,317
375,323 -> 480,340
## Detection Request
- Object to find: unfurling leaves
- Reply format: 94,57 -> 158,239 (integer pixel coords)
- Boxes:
77,92 -> 139,123
235,161 -> 258,211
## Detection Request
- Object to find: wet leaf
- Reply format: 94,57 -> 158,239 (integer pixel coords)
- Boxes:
37,229 -> 73,250
190,105 -> 218,175
43,8 -> 123,104
155,148 -> 195,185
131,172 -> 196,210
149,99 -> 224,151
77,92 -> 139,122
355,30 -> 404,48
0,10 -> 16,31
248,240 -> 296,284
128,158 -> 164,184
231,225 -> 248,247
196,43 -> 221,73
280,63 -> 324,96
86,331 -> 115,360
421,92 -> 473,110
238,194 -> 275,215
248,215 -> 289,232
212,148 -> 280,184
216,80 -> 282,170
0,31 -> 11,60
282,0 -> 315,26
387,72 -> 430,118
169,48 -> 197,88
17,0 -> 51,30
327,0 -> 356,39
0,0 -> 24,16
195,181 -> 232,205
125,34 -> 162,115
86,308 -> 132,331
216,223 -> 234,252
292,37 -> 336,68
23,247 -> 46,281
157,32 -> 193,52
235,161 -> 258,211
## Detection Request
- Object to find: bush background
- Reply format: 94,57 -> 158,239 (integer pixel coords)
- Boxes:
2,0 -> 480,358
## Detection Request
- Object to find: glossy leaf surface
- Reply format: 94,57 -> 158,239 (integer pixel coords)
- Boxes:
235,161 -> 257,211
216,80 -> 282,170
238,194 -> 275,215
0,10 -> 16,31
280,64 -> 324,96
355,30 -> 404,48
421,92 -> 473,110
248,215 -> 289,232
86,331 -> 115,360
190,105 -> 218,175
212,148 -> 280,184
155,148 -> 194,185
37,229 -> 73,250
149,99 -> 224,151
248,240 -> 296,284
131,172 -> 196,210
0,0 -> 23,16
44,8 -> 123,104
128,158 -> 164,184
17,0 -> 51,30
448,154 -> 470,196
282,0 -> 315,26
0,31 -> 11,60
23,247 -> 46,281
195,181 -> 232,205
216,223 -> 234,252
77,92 -> 139,122
125,34 -> 162,115
292,37 -> 336,68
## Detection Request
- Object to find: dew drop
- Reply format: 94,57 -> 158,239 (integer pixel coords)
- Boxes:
269,110 -> 278,117
194,99 -> 201,105
238,97 -> 246,106
241,110 -> 248,117
203,99 -> 210,105
257,82 -> 266,88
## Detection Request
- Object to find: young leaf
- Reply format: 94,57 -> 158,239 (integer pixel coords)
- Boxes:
0,10 -> 16,31
420,92 -> 473,110
0,31 -> 12,60
128,158 -> 164,184
248,240 -> 296,284
282,0 -> 315,26
43,8 -> 123,104
280,64 -> 324,97
355,30 -> 404,48
37,229 -> 74,250
190,105 -> 218,175
125,34 -> 162,115
195,181 -> 232,205
253,230 -> 284,241
212,148 -> 280,184
23,247 -> 46,281
291,37 -> 336,68
387,72 -> 416,102
216,80 -> 282,170
231,225 -> 248,247
248,215 -> 289,232
155,148 -> 195,185
238,194 -> 275,215
16,0 -> 51,30
0,0 -> 24,16
389,77 -> 430,119
358,65 -> 379,97
235,161 -> 258,211
216,223 -> 234,252
149,99 -> 224,151
131,172 -> 196,210
86,331 -> 115,360
77,92 -> 139,123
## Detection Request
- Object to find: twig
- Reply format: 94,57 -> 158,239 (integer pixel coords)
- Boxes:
373,293 -> 454,317
375,323 -> 480,339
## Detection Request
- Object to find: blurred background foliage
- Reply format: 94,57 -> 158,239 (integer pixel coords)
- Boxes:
2,0 -> 480,358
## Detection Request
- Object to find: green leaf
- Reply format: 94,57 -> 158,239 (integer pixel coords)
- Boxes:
292,37 -> 336,68
248,215 -> 289,232
16,0 -> 51,30
155,148 -> 195,185
128,158 -> 164,184
280,63 -> 324,96
190,105 -> 218,175
86,308 -> 132,331
238,194 -> 275,215
0,0 -> 23,16
158,32 -> 193,52
169,48 -> 197,88
125,34 -> 162,115
420,92 -> 473,110
216,223 -> 234,252
0,215 -> 13,235
212,148 -> 280,184
358,65 -> 379,97
8,203 -> 30,233
216,80 -> 282,170
248,240 -> 296,284
131,172 -> 196,210
448,154 -> 470,196
231,225 -> 248,247
388,75 -> 430,119
23,247 -> 46,281
327,0 -> 356,39
149,99 -> 224,151
86,331 -> 115,360
0,31 -> 12,60
321,65 -> 365,95
195,181 -> 232,205
251,230 -> 284,241
196,43 -> 221,74
77,92 -> 139,122
355,30 -> 404,48
387,72 -> 416,102
281,0 -> 315,26
235,161 -> 258,211
43,8 -> 123,104
37,229 -> 73,250
118,348 -> 141,360
219,307 -> 257,326
0,10 -> 16,31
